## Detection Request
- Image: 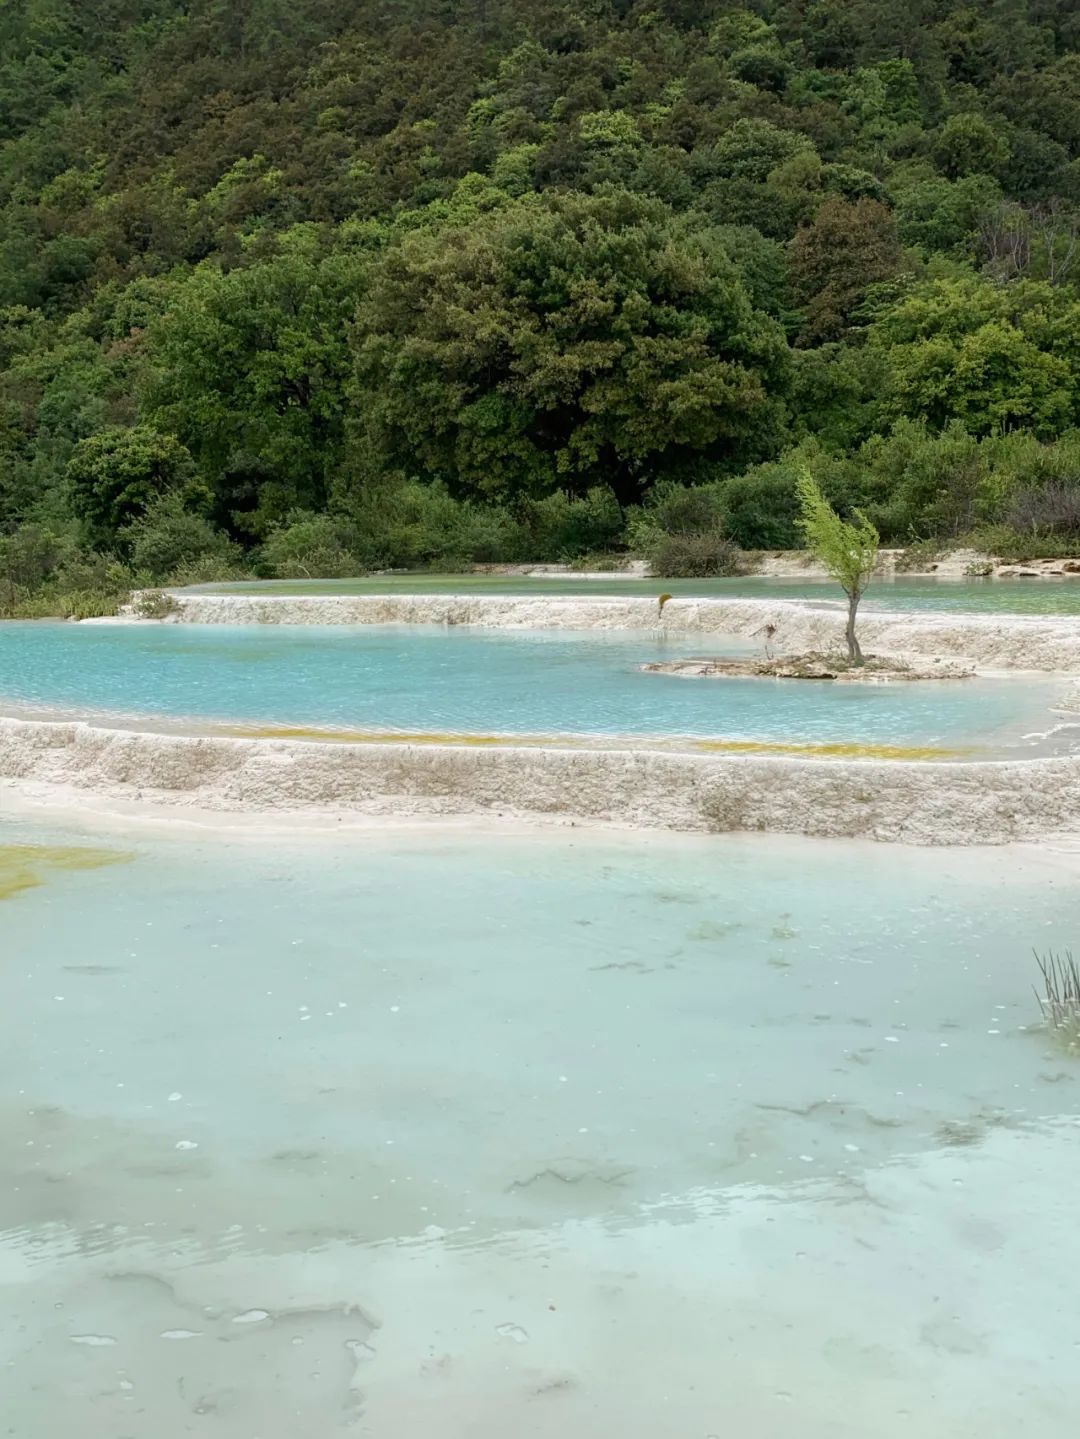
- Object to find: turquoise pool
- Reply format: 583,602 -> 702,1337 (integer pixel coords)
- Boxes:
185,571 -> 1080,615
0,621 -> 1071,752
2,821 -> 1077,1436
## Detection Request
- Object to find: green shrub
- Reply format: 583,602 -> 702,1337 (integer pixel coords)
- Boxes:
637,480 -> 727,537
120,494 -> 243,581
1,590 -> 60,619
0,525 -> 72,598
519,486 -> 623,559
856,423 -> 1080,539
569,550 -> 629,572
859,420 -> 986,537
65,426 -> 198,541
347,481 -> 526,569
720,466 -> 802,549
132,589 -> 180,619
969,524 -> 1080,562
260,512 -> 363,578
58,588 -> 132,620
647,530 -> 747,578
48,553 -> 139,613
1008,482 -> 1080,538
168,553 -> 252,586
0,532 -> 138,619
893,538 -> 946,571
432,513 -> 523,568
627,478 -> 757,574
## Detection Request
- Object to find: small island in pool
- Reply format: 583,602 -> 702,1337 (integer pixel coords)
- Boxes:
642,653 -> 974,682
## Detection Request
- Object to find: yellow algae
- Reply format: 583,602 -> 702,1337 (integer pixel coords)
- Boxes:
0,844 -> 134,903
216,724 -> 970,761
221,725 -> 563,747
691,738 -> 973,761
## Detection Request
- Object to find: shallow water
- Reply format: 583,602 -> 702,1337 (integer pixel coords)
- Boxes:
0,841 -> 132,900
1,820 -> 1078,1436
0,622 -> 1070,752
186,571 -> 1080,615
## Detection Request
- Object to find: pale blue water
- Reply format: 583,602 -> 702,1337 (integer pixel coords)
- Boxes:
0,621 -> 1070,750
2,820 -> 1078,1435
187,571 -> 1080,615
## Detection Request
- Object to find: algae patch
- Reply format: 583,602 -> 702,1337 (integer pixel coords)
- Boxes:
218,724 -> 968,761
690,737 -> 973,761
0,844 -> 134,902
220,725 -> 562,747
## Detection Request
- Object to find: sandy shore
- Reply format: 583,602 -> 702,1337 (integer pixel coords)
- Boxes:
3,714 -> 1080,846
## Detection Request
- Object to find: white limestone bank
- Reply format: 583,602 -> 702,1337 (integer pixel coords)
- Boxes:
151,593 -> 1080,672
3,715 -> 1080,845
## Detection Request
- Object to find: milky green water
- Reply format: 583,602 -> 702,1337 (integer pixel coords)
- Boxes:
2,820 -> 1078,1437
184,571 -> 1080,615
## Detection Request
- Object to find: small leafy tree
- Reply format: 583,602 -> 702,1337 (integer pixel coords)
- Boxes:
796,470 -> 879,664
66,426 -> 197,543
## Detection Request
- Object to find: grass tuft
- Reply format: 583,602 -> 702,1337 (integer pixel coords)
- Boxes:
1033,949 -> 1080,1051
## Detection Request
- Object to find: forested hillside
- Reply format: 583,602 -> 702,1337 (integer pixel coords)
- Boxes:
3,0 -> 1080,609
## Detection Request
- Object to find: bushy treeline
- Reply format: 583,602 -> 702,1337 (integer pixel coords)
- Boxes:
2,0 -> 1080,611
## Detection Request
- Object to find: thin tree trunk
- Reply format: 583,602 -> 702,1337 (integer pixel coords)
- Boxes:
846,589 -> 863,665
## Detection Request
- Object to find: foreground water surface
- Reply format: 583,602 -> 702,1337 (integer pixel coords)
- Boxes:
0,623 -> 1071,753
1,820 -> 1078,1436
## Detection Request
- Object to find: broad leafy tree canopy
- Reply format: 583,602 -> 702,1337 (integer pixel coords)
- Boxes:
0,0 -> 1078,578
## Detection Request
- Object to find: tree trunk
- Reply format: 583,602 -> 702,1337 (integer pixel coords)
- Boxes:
845,589 -> 863,665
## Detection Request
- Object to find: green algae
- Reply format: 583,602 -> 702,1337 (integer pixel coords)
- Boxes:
0,844 -> 134,902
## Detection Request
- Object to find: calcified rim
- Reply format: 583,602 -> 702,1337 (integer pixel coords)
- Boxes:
119,589 -> 1080,677
218,723 -> 973,762
2,714 -> 1077,844
0,702 -> 983,760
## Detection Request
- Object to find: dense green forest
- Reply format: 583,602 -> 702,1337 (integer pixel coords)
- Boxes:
3,0 -> 1080,611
